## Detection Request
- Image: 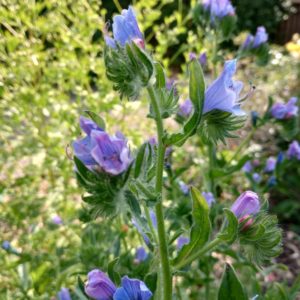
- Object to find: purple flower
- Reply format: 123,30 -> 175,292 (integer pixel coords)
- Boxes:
73,117 -> 103,167
57,288 -> 72,300
132,211 -> 157,246
189,52 -> 197,60
203,0 -> 235,20
85,269 -> 116,300
52,215 -> 63,225
177,236 -> 190,250
287,140 -> 300,160
90,131 -> 132,175
105,6 -> 144,49
242,161 -> 253,173
134,247 -> 148,263
2,241 -> 11,250
202,192 -> 215,207
242,34 -> 254,49
199,52 -> 207,66
271,97 -> 298,119
231,191 -> 260,218
203,59 -> 245,116
113,276 -> 152,300
252,173 -> 261,183
264,157 -> 276,173
178,99 -> 193,118
252,26 -> 268,48
179,181 -> 190,195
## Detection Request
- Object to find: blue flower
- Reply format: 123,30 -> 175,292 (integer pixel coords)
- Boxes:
91,130 -> 132,175
2,241 -> 11,250
105,6 -> 144,48
73,117 -> 103,167
287,140 -> 300,160
57,288 -> 72,300
242,161 -> 253,173
113,276 -> 152,300
252,173 -> 261,183
271,97 -> 298,119
179,181 -> 190,195
85,269 -> 116,300
202,192 -> 215,207
203,59 -> 245,116
134,247 -> 148,263
267,176 -> 277,188
264,157 -> 276,173
242,34 -> 254,50
252,26 -> 268,48
203,0 -> 235,20
176,236 -> 189,250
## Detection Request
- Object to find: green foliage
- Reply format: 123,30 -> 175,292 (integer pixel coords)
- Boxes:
218,264 -> 248,300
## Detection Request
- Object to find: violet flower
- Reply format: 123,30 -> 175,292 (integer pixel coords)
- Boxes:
231,191 -> 260,218
134,247 -> 148,263
287,140 -> 300,160
199,51 -> 207,66
252,173 -> 261,183
264,157 -> 276,173
73,117 -> 103,167
271,97 -> 298,119
242,34 -> 254,50
85,269 -> 116,300
202,192 -> 215,207
252,26 -> 268,48
178,99 -> 193,118
2,241 -> 11,250
113,276 -> 152,300
91,130 -> 132,175
57,288 -> 72,300
179,181 -> 190,195
203,0 -> 235,20
177,236 -> 190,250
203,59 -> 245,116
105,6 -> 144,49
242,161 -> 252,173
52,215 -> 63,225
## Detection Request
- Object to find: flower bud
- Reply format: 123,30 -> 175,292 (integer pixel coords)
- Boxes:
238,214 -> 254,232
85,269 -> 116,300
57,287 -> 72,300
231,191 -> 260,218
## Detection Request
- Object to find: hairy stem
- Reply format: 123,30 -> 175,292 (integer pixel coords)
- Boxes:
174,238 -> 222,270
147,85 -> 172,299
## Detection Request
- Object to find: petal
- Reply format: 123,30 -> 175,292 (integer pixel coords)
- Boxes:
73,136 -> 96,165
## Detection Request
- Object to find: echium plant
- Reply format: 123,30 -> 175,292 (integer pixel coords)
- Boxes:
71,5 -> 282,300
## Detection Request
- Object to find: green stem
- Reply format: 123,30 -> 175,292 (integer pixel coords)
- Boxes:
144,205 -> 158,245
208,142 -> 217,196
228,128 -> 256,164
175,238 -> 222,270
147,85 -> 172,299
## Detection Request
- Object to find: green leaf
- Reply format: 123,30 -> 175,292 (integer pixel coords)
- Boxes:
218,209 -> 238,244
77,276 -> 86,295
125,190 -> 142,218
166,59 -> 205,146
154,62 -> 166,89
173,186 -> 211,265
218,264 -> 248,300
108,258 -> 121,286
84,110 -> 106,130
144,272 -> 157,294
134,143 -> 147,178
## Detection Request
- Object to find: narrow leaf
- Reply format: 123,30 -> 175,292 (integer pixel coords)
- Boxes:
218,264 -> 248,300
173,186 -> 211,265
134,143 -> 147,178
218,209 -> 238,244
84,110 -> 106,130
154,62 -> 166,89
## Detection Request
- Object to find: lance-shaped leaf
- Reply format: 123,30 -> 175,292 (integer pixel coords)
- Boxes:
154,62 -> 166,89
173,186 -> 211,266
84,111 -> 106,130
218,264 -> 248,300
218,209 -> 238,244
166,59 -> 205,146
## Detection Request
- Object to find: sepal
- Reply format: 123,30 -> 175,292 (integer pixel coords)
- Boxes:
198,110 -> 246,144
218,209 -> 238,244
104,42 -> 153,100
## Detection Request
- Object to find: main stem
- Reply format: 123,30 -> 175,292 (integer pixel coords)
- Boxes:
147,86 -> 172,299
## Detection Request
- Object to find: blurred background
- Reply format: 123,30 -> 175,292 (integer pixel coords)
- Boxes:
1,0 -> 300,299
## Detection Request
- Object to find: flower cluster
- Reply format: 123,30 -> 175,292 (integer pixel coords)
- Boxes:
85,269 -> 152,300
242,26 -> 268,50
73,116 -> 132,176
203,0 -> 235,20
105,6 -> 144,49
270,97 -> 298,120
